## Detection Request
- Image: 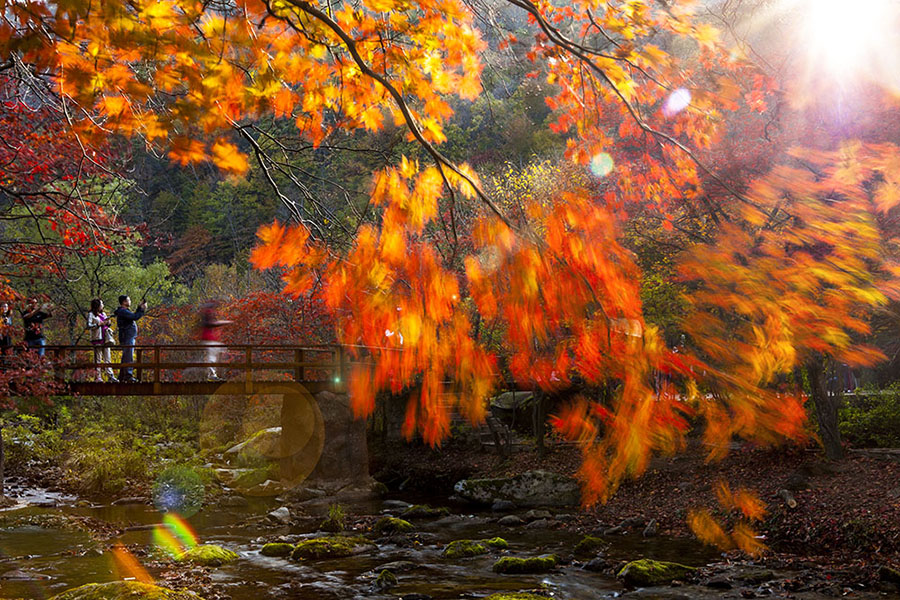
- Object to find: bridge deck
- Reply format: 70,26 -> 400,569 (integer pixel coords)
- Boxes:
40,344 -> 350,396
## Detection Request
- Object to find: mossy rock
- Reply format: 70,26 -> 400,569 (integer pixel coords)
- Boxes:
373,569 -> 398,592
49,581 -> 205,600
260,543 -> 294,557
617,559 -> 696,587
573,535 -> 607,557
400,504 -> 451,519
442,539 -> 488,559
175,544 -> 238,566
484,594 -> 548,600
483,537 -> 509,549
493,555 -> 558,574
290,536 -> 370,560
373,517 -> 414,535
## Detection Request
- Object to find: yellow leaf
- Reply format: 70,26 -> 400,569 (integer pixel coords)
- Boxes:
211,140 -> 249,176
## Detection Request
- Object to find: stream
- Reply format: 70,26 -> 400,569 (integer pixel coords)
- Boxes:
0,483 -> 885,600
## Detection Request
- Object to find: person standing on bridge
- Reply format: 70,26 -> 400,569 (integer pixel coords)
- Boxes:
198,301 -> 231,382
21,297 -> 52,356
114,295 -> 146,382
1,301 -> 13,356
87,298 -> 117,383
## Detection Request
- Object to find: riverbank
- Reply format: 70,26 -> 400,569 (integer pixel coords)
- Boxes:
373,436 -> 900,587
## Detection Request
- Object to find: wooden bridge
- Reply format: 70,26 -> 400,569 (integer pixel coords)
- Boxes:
40,344 -> 349,396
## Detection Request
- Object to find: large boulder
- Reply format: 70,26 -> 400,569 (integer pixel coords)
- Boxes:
49,581 -> 205,600
223,427 -> 281,467
454,470 -> 580,507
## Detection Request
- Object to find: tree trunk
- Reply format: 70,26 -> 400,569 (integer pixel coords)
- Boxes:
0,424 -> 5,495
533,390 -> 548,458
806,357 -> 844,460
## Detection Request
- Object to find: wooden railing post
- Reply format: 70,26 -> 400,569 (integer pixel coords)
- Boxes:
136,348 -> 144,382
337,345 -> 347,390
154,346 -> 161,383
245,347 -> 252,394
294,348 -> 304,382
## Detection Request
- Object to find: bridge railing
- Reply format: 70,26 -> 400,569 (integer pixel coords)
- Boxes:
42,344 -> 348,384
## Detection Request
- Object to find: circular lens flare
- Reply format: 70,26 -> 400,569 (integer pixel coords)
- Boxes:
589,153 -> 614,178
662,88 -> 691,117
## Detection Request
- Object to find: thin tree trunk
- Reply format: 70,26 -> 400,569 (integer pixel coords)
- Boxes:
0,424 -> 5,495
534,390 -> 547,458
806,357 -> 844,460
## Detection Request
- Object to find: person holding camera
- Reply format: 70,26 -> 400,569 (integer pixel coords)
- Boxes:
21,297 -> 52,356
114,295 -> 146,382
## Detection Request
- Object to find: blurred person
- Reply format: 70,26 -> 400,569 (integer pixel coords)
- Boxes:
87,298 -> 117,383
21,297 -> 52,356
198,301 -> 231,381
1,301 -> 13,355
114,295 -> 146,382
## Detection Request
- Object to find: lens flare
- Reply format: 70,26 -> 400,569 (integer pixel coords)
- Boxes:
111,544 -> 154,584
152,513 -> 198,557
152,465 -> 205,517
589,153 -> 614,178
662,88 -> 691,117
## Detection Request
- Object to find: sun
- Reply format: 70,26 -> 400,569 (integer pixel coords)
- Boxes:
796,0 -> 900,86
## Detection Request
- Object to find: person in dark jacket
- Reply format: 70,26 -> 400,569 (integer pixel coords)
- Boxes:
21,297 -> 52,356
114,295 -> 146,382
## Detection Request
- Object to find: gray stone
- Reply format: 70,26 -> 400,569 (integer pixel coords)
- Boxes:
373,561 -> 418,573
268,506 -> 291,524
498,515 -> 524,526
491,499 -> 517,512
705,575 -> 733,589
524,509 -> 552,521
219,495 -> 249,507
643,518 -> 658,537
603,525 -> 625,535
524,518 -> 553,529
583,558 -> 611,572
383,500 -> 413,509
454,470 -> 580,507
111,496 -> 149,506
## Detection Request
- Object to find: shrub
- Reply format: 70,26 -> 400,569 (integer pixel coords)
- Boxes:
839,391 -> 900,448
152,465 -> 205,516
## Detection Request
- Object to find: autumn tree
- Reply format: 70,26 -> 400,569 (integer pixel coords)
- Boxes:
2,0 -> 900,544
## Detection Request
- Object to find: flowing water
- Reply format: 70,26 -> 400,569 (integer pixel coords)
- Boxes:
0,485 -> 883,600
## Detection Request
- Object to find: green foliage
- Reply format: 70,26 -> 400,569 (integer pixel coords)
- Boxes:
320,503 -> 346,533
483,537 -> 509,549
400,504 -> 450,518
492,555 -> 558,574
62,427 -> 151,495
152,465 -> 206,515
839,391 -> 900,448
